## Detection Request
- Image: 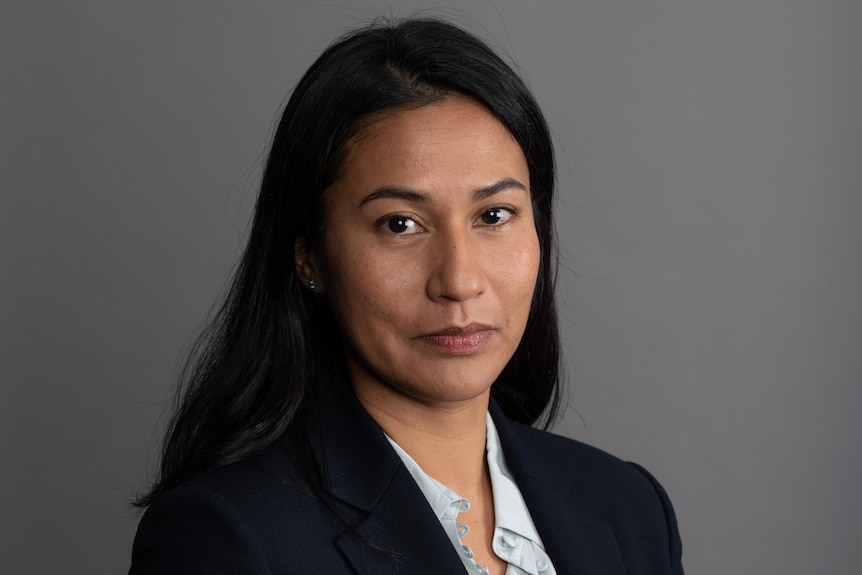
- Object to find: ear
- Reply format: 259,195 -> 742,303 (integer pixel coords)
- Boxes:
294,236 -> 324,292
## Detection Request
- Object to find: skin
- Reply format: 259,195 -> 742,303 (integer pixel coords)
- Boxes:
295,95 -> 539,574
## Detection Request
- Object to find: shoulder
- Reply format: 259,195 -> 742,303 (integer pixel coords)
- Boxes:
503,416 -> 675,514
129,437 -> 340,574
496,410 -> 652,487
496,415 -> 684,574
144,434 -> 315,520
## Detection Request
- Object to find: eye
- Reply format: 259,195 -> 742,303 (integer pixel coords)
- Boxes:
478,207 -> 516,226
382,215 -> 420,235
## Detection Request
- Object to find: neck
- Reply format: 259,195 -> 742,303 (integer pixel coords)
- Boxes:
354,385 -> 490,497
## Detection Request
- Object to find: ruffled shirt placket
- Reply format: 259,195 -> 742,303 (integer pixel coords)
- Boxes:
385,413 -> 557,575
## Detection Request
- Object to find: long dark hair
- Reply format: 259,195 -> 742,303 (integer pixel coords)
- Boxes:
137,17 -> 561,507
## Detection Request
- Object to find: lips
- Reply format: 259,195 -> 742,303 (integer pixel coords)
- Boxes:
420,325 -> 493,354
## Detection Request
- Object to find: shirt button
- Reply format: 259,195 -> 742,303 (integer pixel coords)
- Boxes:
456,522 -> 469,538
536,558 -> 549,571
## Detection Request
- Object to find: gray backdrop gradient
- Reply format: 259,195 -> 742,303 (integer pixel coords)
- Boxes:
2,1 -> 860,573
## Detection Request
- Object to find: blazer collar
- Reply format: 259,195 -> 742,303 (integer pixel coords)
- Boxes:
489,402 -> 627,575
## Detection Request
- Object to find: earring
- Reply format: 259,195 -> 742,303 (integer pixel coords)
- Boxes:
308,279 -> 317,290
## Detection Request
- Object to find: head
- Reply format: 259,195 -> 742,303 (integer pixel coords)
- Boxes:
243,18 -> 560,424
141,17 -> 561,507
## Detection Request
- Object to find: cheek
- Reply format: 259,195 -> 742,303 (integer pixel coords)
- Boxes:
322,244 -> 419,330
505,235 -> 541,300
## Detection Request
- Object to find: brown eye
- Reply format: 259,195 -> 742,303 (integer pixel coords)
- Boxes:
479,208 -> 513,226
386,216 -> 418,234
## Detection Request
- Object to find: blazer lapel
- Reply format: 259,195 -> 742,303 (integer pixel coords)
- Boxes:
334,463 -> 468,574
490,403 -> 627,575
311,383 -> 467,574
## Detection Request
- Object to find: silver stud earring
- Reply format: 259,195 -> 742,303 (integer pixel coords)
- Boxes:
308,279 -> 317,290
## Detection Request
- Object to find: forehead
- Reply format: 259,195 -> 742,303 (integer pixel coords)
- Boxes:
333,96 -> 527,196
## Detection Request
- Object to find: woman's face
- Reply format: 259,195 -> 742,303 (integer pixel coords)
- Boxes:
304,96 -> 539,410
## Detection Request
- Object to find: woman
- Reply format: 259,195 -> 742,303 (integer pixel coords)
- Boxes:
130,18 -> 683,575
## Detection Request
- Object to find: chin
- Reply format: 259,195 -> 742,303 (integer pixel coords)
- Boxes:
396,371 -> 500,405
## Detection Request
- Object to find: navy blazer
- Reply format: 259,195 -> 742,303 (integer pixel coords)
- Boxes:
130,384 -> 683,574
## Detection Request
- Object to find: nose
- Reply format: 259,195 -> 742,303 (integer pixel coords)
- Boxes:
425,230 -> 486,302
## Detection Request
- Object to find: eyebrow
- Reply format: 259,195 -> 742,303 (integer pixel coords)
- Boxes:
359,177 -> 528,207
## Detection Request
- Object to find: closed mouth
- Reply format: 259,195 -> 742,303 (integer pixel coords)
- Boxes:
420,325 -> 493,354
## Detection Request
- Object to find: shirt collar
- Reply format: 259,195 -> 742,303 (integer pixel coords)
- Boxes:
384,433 -> 466,520
485,411 -> 546,547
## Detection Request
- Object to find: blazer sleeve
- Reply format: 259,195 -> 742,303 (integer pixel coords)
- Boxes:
129,485 -> 272,575
628,462 -> 685,575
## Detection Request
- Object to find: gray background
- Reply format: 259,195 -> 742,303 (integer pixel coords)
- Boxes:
2,1 -> 860,573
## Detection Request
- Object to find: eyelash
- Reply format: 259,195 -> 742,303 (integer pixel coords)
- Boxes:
375,206 -> 521,235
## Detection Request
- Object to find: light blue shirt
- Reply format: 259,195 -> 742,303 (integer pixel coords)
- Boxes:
385,413 -> 557,575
